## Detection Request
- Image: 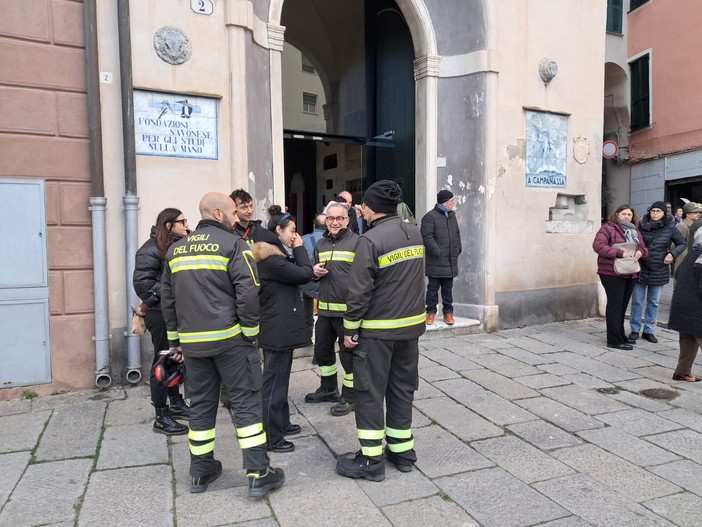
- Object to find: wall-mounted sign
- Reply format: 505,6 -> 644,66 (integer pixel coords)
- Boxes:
602,140 -> 618,159
191,0 -> 213,15
134,90 -> 218,160
525,110 -> 567,188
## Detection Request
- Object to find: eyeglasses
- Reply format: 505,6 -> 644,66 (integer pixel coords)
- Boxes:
174,218 -> 187,225
326,216 -> 347,224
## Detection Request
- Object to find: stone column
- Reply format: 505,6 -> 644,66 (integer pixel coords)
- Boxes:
268,23 -> 286,204
413,54 -> 440,217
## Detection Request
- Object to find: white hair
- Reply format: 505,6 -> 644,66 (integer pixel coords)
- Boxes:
323,201 -> 348,216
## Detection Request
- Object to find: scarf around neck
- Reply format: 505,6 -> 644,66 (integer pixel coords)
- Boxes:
618,220 -> 639,245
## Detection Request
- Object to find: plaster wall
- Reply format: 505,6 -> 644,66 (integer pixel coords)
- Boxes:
628,0 -> 702,160
490,0 -> 606,320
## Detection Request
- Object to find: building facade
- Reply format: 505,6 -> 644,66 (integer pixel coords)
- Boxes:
1,0 -> 608,397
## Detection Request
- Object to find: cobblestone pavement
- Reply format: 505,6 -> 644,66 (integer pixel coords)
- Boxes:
1,317 -> 701,527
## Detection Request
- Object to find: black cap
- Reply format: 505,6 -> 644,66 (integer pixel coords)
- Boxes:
362,180 -> 402,214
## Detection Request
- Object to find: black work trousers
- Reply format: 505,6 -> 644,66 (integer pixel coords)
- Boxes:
353,337 -> 419,462
145,308 -> 181,407
185,339 -> 269,477
313,316 -> 354,399
261,349 -> 293,447
599,273 -> 636,346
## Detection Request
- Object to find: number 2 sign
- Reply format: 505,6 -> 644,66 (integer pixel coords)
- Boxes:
190,0 -> 213,15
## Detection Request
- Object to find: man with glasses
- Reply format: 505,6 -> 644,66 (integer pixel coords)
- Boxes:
305,201 -> 359,416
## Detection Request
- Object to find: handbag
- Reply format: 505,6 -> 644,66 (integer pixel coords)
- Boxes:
131,301 -> 147,335
612,242 -> 641,276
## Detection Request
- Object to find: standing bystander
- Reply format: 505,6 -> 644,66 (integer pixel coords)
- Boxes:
421,190 -> 462,326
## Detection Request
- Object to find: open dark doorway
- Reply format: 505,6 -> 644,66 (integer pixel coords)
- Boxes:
280,0 -> 415,233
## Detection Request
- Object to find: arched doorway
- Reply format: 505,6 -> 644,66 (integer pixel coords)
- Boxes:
270,0 -> 438,224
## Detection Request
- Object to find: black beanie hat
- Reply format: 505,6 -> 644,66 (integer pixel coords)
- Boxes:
437,190 -> 454,204
362,180 -> 402,214
649,201 -> 667,212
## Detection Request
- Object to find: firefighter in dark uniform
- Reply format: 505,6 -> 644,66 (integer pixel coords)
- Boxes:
304,201 -> 360,415
161,192 -> 284,498
337,181 -> 426,481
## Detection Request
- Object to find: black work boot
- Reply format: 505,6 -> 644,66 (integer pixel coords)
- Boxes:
153,407 -> 188,436
169,394 -> 190,419
247,466 -> 285,498
385,447 -> 415,473
190,460 -> 222,493
330,398 -> 354,417
304,386 -> 340,403
336,451 -> 385,482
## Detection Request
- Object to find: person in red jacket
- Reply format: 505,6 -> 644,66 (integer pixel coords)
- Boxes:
592,204 -> 648,350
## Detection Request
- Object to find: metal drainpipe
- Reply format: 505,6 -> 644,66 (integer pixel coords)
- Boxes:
117,0 -> 141,384
84,0 -> 112,388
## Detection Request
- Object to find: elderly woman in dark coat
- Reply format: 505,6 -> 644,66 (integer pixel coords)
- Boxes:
628,201 -> 685,344
668,228 -> 702,382
252,206 -> 314,453
592,204 -> 648,350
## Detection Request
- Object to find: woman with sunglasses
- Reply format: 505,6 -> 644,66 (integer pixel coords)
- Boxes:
252,205 -> 314,453
133,208 -> 190,435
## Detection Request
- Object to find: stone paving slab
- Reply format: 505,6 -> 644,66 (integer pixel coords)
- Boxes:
536,517 -> 593,527
0,399 -> 30,417
503,336 -> 565,354
414,379 -> 444,400
104,394 -> 154,426
357,460 -> 438,507
419,347 -> 483,371
646,460 -> 702,497
0,451 -> 29,506
669,391 -> 702,412
79,465 -> 173,527
609,390 -> 672,412
434,379 -> 536,425
0,410 -> 50,453
30,390 -> 107,411
646,429 -> 702,464
461,369 -> 539,400
436,467 -> 569,527
538,362 -> 580,376
576,427 -> 681,466
470,354 -> 542,377
516,397 -> 604,432
657,407 -> 702,433
413,396 -> 504,442
35,400 -> 106,462
552,444 -> 681,502
412,425 -> 493,478
595,408 -> 683,437
97,423 -> 169,469
561,373 -> 615,390
513,373 -> 572,390
176,488 -> 273,526
595,350 -> 654,369
267,437 -> 391,527
0,458 -> 92,527
633,365 -> 681,384
507,420 -> 583,450
296,395 -> 358,456
643,492 -> 702,527
545,352 -> 639,383
381,495 -> 480,527
534,473 -> 675,527
492,346 -> 555,365
541,385 -> 629,415
419,364 -> 462,382
471,436 -> 574,483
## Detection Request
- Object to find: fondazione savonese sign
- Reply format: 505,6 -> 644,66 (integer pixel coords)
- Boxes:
134,90 -> 218,160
